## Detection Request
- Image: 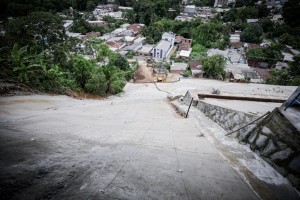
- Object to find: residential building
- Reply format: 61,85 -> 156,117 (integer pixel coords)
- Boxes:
241,70 -> 262,83
189,61 -> 202,69
162,32 -> 176,43
272,14 -> 283,22
63,20 -> 73,30
214,0 -> 228,7
123,37 -> 145,52
85,32 -> 101,38
198,9 -> 213,19
189,61 -> 203,78
118,6 -> 133,11
152,40 -> 172,61
282,52 -> 294,62
138,45 -> 154,56
254,68 -> 271,80
99,34 -> 112,41
107,36 -> 123,42
230,34 -> 240,43
179,50 -> 192,59
184,5 -> 196,15
246,19 -> 259,23
229,69 -> 245,82
275,62 -> 288,70
175,15 -> 193,22
88,20 -> 108,27
127,24 -> 145,35
105,41 -> 126,52
123,42 -> 142,52
177,37 -> 192,59
152,32 -> 175,61
170,63 -> 188,74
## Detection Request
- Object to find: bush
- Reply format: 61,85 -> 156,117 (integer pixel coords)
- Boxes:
85,68 -> 107,95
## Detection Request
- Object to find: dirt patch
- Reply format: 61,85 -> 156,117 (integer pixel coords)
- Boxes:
70,91 -> 107,100
0,80 -> 35,96
0,80 -> 108,100
134,61 -> 156,83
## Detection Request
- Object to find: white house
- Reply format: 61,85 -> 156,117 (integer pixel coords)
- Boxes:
152,32 -> 175,61
184,5 -> 196,14
162,32 -> 176,44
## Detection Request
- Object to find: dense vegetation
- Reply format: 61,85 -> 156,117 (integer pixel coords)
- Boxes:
202,55 -> 226,79
0,12 -> 135,95
0,0 -> 299,91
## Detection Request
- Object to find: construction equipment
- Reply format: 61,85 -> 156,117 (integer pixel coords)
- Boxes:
157,65 -> 168,82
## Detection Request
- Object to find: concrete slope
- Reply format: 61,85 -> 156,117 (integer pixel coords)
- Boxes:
0,83 -> 258,200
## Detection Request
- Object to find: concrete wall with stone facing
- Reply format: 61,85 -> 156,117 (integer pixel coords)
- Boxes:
196,100 -> 259,137
194,99 -> 300,191
243,108 -> 300,190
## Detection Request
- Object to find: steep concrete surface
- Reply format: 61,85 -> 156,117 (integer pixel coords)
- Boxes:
0,83 -> 258,200
171,100 -> 299,200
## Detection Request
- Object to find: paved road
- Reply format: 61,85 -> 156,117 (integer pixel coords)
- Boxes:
0,83 -> 258,199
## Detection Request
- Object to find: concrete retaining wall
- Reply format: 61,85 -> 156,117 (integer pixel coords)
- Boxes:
196,100 -> 259,139
245,108 -> 300,190
193,96 -> 300,190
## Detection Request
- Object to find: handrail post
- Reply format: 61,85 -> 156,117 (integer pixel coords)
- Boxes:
185,97 -> 194,118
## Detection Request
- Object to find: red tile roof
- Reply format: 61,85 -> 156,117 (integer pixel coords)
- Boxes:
188,61 -> 202,69
178,42 -> 191,51
254,68 -> 271,79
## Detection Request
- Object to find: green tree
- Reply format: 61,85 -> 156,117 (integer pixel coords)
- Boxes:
10,44 -> 38,83
240,23 -> 263,43
123,9 -> 136,24
257,5 -> 270,18
102,66 -> 126,94
236,7 -> 258,21
5,12 -> 66,49
222,9 -> 237,22
70,19 -> 91,34
86,0 -> 96,11
246,48 -> 265,62
109,54 -> 130,71
202,55 -> 225,78
246,46 -> 283,65
71,55 -> 94,88
192,21 -> 224,48
267,55 -> 300,86
258,18 -> 274,33
85,68 -> 107,95
282,0 -> 300,27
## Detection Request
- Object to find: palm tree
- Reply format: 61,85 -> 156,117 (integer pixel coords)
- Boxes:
102,66 -> 126,94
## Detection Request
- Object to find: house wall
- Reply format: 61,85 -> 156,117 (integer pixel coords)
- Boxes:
153,48 -> 167,61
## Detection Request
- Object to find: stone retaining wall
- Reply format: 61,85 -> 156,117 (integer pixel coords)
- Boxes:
244,108 -> 300,190
196,100 -> 259,139
193,98 -> 300,190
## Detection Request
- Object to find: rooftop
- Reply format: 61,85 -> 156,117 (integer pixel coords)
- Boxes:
138,45 -> 154,54
179,50 -> 192,58
155,40 -> 171,52
189,61 -> 202,69
171,62 -> 188,71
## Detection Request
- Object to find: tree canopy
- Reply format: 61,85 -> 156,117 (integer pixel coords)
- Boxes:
240,23 -> 263,43
5,12 -> 66,49
282,0 -> 300,28
267,55 -> 300,86
202,55 -> 225,79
